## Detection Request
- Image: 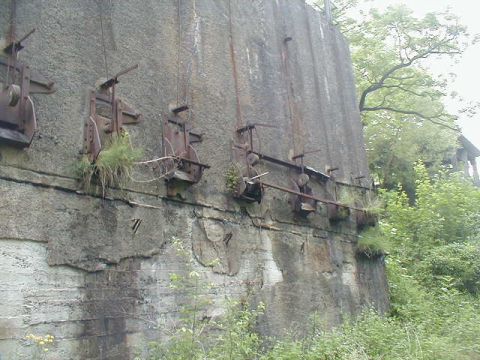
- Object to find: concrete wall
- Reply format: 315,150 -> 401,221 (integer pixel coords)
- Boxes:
0,0 -> 388,359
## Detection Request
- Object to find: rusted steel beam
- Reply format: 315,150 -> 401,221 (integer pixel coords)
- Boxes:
172,104 -> 189,114
260,181 -> 364,211
4,28 -> 36,54
178,157 -> 210,169
100,64 -> 138,89
251,151 -> 330,182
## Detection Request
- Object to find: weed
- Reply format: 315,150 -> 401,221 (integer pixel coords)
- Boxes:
337,187 -> 358,207
357,227 -> 390,258
338,187 -> 383,215
74,131 -> 142,195
358,191 -> 384,216
225,164 -> 241,194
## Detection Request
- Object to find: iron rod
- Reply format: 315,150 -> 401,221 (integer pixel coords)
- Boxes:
178,157 -> 210,169
115,63 -> 138,78
251,151 -> 330,182
260,181 -> 364,211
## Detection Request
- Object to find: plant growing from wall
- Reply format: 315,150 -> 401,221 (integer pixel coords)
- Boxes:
328,187 -> 354,222
73,131 -> 142,195
332,187 -> 384,228
357,227 -> 390,258
138,237 -> 265,360
141,237 -> 217,359
355,191 -> 384,229
358,191 -> 384,216
225,163 -> 241,194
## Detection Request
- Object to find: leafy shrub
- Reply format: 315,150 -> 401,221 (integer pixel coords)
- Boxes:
136,165 -> 480,360
418,243 -> 480,295
142,300 -> 265,360
206,301 -> 264,360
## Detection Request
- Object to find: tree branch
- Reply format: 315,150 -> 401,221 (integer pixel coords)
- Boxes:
381,84 -> 437,100
359,39 -> 461,112
362,106 -> 459,131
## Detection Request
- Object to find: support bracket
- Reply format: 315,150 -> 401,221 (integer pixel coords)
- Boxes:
83,64 -> 142,161
0,29 -> 55,147
163,105 -> 209,188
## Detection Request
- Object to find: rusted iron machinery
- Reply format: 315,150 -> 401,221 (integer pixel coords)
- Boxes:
231,123 -> 274,203
0,29 -> 55,147
289,173 -> 317,217
288,150 -> 325,216
83,64 -> 142,161
233,151 -> 264,204
162,105 -> 210,192
233,122 -> 332,216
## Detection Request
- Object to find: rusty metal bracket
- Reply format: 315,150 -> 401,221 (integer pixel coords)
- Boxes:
236,123 -> 330,182
163,105 -> 209,186
232,123 -> 330,206
83,64 -> 142,161
231,123 -> 273,203
0,28 -> 55,147
289,174 -> 317,217
231,154 -> 264,204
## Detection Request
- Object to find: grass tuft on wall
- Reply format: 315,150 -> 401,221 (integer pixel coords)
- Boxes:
74,132 -> 142,195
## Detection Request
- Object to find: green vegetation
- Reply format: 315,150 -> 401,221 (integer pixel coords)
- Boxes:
140,3 -> 480,358
225,164 -> 241,194
315,0 -> 475,195
139,237 -> 264,360
357,227 -> 390,258
74,132 -> 142,194
337,187 -> 384,215
142,300 -> 264,360
358,191 -> 384,216
139,164 -> 480,359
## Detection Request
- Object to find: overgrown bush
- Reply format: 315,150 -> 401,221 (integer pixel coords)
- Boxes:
383,163 -> 480,254
136,164 -> 480,360
418,243 -> 480,295
142,300 -> 265,360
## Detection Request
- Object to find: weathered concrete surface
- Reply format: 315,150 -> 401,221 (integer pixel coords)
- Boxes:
0,0 -> 388,359
0,177 -> 388,359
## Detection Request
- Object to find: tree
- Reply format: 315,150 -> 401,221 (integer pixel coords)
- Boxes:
314,1 -> 473,190
350,5 -> 469,130
351,5 -> 473,190
365,113 -> 457,193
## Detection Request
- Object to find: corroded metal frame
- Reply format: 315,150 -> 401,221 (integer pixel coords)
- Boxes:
162,105 -> 210,188
83,65 -> 142,162
0,29 -> 55,147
